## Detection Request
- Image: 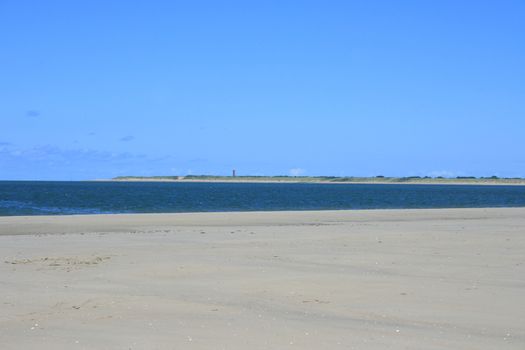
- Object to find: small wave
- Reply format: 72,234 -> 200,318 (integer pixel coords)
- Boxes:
0,199 -> 117,215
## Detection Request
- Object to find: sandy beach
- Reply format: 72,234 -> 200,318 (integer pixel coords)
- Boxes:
1,208 -> 524,349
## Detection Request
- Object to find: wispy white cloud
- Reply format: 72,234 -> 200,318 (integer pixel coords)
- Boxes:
25,110 -> 40,117
1,144 -> 144,162
119,135 -> 135,142
289,168 -> 305,176
0,144 -> 165,180
427,170 -> 463,178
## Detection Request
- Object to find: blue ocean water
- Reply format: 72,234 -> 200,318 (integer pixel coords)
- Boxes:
0,181 -> 524,216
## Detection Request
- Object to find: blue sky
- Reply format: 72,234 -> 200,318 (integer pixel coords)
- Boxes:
1,0 -> 524,180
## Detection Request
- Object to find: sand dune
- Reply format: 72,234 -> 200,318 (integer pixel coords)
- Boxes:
1,208 -> 524,349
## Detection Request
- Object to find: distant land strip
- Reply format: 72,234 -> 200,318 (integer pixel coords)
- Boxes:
110,175 -> 525,185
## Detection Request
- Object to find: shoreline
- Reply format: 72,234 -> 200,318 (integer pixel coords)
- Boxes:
105,178 -> 525,186
2,206 -> 525,224
3,178 -> 525,186
1,207 -> 524,236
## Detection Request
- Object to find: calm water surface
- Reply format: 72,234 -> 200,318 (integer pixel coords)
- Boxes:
0,181 -> 524,216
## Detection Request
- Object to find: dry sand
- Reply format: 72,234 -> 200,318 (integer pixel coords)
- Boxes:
0,208 -> 524,349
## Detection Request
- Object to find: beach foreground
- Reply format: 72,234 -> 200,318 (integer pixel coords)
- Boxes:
1,209 -> 524,349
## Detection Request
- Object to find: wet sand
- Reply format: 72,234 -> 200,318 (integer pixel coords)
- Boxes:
1,208 -> 524,349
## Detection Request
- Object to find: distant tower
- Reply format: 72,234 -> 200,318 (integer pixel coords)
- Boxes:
232,169 -> 236,177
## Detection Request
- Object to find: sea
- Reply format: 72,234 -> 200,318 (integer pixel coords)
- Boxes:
0,181 -> 524,216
